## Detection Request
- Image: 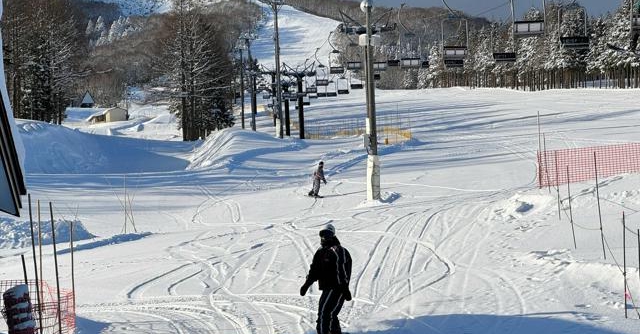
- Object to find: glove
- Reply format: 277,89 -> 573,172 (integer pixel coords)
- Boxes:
323,180 -> 327,185
341,285 -> 352,301
300,282 -> 312,296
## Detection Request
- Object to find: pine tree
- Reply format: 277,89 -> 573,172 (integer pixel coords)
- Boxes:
164,0 -> 236,141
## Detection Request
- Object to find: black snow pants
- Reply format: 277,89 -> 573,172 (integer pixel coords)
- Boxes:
316,288 -> 345,334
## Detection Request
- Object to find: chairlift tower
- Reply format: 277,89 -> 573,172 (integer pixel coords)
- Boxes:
245,37 -> 258,131
283,62 -> 316,139
235,45 -> 246,129
266,0 -> 285,138
361,0 -> 380,201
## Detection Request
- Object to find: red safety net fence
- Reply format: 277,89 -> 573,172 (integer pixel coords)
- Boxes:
0,280 -> 75,334
538,143 -> 640,188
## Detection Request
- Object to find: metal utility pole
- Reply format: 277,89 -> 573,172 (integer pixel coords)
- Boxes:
361,0 -> 380,200
269,0 -> 285,138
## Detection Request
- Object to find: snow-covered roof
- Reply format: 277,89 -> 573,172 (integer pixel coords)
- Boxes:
85,107 -> 126,122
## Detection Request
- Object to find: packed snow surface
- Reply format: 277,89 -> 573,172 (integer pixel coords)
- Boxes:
0,3 -> 640,334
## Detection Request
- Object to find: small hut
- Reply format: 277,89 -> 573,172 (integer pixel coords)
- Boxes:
86,107 -> 128,124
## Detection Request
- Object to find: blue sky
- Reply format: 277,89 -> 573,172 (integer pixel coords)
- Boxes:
374,0 -> 621,20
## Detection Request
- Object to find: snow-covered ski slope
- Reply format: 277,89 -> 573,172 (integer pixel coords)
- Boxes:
1,3 -> 640,334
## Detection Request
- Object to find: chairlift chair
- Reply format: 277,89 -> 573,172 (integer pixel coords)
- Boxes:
387,59 -> 401,67
441,17 -> 469,64
633,14 -> 640,31
347,61 -> 363,71
493,52 -> 517,62
401,57 -> 422,69
558,4 -> 589,50
492,6 -> 517,62
512,0 -> 547,37
397,4 -> 422,70
337,77 -> 350,95
316,79 -> 329,86
328,34 -> 345,75
444,59 -> 464,68
373,61 -> 388,71
631,0 -> 640,30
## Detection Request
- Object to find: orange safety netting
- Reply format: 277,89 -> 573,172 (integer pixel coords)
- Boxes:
538,143 -> 640,187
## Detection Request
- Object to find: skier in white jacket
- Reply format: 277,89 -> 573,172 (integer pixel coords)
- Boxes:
308,161 -> 326,197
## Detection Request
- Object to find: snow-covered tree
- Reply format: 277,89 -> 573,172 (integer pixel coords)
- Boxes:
163,0 -> 236,141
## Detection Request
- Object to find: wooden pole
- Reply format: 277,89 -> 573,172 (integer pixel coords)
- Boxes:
566,166 -> 576,249
49,202 -> 62,334
28,195 -> 43,334
594,152 -> 606,259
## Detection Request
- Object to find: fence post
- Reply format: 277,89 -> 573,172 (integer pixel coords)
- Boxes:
594,152 -> 606,260
566,166 -> 577,249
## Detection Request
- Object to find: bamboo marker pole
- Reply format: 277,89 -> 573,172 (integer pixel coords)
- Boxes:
623,212 -> 627,319
555,151 -> 561,220
27,195 -> 43,333
49,202 -> 62,334
593,152 -> 606,259
70,220 -> 76,318
20,254 -> 27,284
38,200 -> 43,297
566,166 -> 576,249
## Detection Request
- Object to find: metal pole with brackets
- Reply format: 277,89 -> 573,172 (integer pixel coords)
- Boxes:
360,0 -> 381,201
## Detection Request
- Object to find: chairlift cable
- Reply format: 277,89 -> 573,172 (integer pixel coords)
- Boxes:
441,0 -> 459,18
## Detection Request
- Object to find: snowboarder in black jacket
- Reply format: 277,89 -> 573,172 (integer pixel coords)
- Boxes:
300,224 -> 352,334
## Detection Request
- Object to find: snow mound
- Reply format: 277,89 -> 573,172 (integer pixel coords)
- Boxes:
18,120 -> 189,174
495,194 -> 552,220
187,128 -> 303,171
0,218 -> 94,250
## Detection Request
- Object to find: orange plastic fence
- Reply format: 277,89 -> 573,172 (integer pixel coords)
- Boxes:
538,143 -> 640,187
